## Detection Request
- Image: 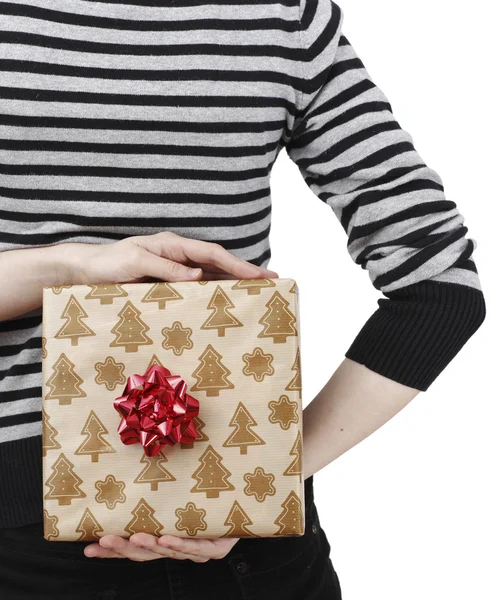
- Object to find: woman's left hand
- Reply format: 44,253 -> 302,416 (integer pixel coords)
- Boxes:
84,533 -> 240,562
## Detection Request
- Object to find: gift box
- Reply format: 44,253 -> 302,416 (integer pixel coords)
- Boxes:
41,277 -> 304,541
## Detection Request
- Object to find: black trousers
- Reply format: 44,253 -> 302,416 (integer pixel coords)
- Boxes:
0,477 -> 341,600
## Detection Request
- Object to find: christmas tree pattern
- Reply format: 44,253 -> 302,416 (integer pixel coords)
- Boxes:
45,353 -> 87,406
109,301 -> 153,353
257,291 -> 297,344
242,347 -> 274,382
283,431 -> 303,482
124,498 -> 164,536
75,508 -> 103,541
231,278 -> 276,295
146,354 -> 164,370
285,347 -> 302,400
42,409 -> 61,457
180,416 -> 208,450
222,402 -> 265,455
223,500 -> 257,537
175,502 -> 208,536
41,336 -> 47,359
274,491 -> 304,536
85,284 -> 128,305
142,282 -> 183,310
190,444 -> 235,499
44,453 -> 86,506
74,410 -> 116,463
133,451 -> 176,491
43,509 -> 59,540
161,321 -> 194,356
200,285 -> 243,337
55,294 -> 96,346
190,344 -> 234,397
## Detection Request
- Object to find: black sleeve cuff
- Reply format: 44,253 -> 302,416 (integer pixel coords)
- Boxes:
344,280 -> 487,391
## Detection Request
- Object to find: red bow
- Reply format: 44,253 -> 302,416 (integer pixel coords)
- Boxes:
113,364 -> 199,457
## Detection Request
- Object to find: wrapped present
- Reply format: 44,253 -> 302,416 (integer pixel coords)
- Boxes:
41,278 -> 304,541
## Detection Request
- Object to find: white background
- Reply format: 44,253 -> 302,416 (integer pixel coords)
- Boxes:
270,1 -> 499,598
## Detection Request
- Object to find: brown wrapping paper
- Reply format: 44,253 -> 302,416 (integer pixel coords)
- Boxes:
41,277 -> 304,541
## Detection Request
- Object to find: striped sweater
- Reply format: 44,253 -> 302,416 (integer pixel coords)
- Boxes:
0,0 -> 486,528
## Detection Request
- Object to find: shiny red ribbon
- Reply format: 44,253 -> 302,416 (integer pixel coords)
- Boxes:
113,364 -> 200,457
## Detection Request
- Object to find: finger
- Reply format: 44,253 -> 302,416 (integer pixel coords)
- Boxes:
141,233 -> 278,279
84,543 -> 127,560
181,259 -> 278,279
96,535 -> 165,562
129,533 -> 207,563
157,535 -> 239,559
179,238 -> 277,279
135,248 -> 204,282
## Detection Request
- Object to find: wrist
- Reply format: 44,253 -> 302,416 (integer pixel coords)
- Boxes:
40,243 -> 81,286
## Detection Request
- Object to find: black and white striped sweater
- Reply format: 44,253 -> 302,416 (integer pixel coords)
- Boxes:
0,0 -> 486,527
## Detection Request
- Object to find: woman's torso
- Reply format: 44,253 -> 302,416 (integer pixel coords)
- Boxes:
0,0 -> 301,525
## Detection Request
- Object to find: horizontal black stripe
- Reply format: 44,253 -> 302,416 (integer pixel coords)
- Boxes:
0,204 -> 272,229
0,314 -> 42,333
0,86 -> 294,110
0,185 -> 270,204
0,361 -> 41,382
0,223 -> 272,250
0,3 -> 300,32
0,336 -> 42,358
0,30 -> 301,58
0,112 -> 288,134
0,63 -> 298,88
0,386 -> 42,404
0,410 -> 41,428
0,138 -> 279,158
0,163 -> 271,181
25,0 -> 298,6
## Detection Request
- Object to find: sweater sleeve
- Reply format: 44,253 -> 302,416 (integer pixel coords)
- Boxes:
284,0 -> 486,391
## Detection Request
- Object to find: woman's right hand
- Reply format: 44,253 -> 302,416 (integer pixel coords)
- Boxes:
59,232 -> 279,285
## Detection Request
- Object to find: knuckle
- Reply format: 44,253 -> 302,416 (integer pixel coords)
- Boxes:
166,260 -> 184,274
129,244 -> 144,264
205,242 -> 223,260
211,242 -> 224,252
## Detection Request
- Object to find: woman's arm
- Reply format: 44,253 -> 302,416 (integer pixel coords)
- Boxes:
0,234 -> 278,321
303,358 -> 419,480
285,0 -> 486,394
0,245 -> 64,321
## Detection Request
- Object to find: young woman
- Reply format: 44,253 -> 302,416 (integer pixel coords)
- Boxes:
0,0 -> 486,598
